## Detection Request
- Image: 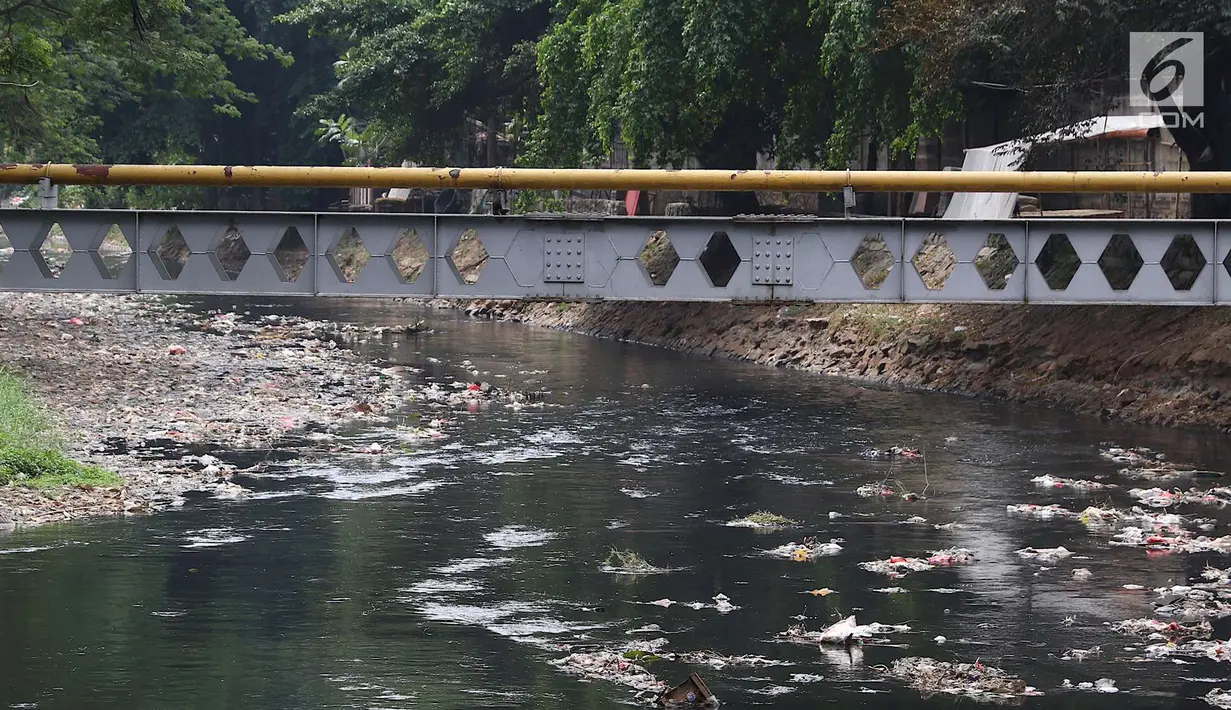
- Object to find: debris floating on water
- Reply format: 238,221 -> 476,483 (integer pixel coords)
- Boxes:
551,641 -> 669,696
926,547 -> 975,567
1106,618 -> 1212,641
1015,546 -> 1074,563
1130,487 -> 1231,509
859,556 -> 934,578
1066,678 -> 1118,693
602,549 -> 668,575
1007,504 -> 1076,520
1031,474 -> 1117,491
859,446 -> 923,460
674,651 -> 791,670
1102,443 -> 1221,479
656,672 -> 718,707
884,657 -> 1041,701
766,537 -> 844,561
1060,647 -> 1103,661
726,511 -> 798,528
781,616 -> 911,646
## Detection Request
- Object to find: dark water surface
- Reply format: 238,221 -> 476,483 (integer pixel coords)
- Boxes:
3,299 -> 1231,709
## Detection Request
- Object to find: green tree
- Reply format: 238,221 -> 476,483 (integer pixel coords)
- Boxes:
879,0 -> 1231,216
39,0 -> 343,209
280,0 -> 552,166
0,0 -> 287,163
525,0 -> 919,171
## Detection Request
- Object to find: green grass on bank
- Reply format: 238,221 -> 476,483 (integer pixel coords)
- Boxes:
0,370 -> 121,490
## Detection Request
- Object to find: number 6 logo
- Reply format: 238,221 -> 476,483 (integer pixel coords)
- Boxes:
1141,36 -> 1194,103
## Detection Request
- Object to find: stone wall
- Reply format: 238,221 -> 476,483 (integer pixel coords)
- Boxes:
458,299 -> 1231,433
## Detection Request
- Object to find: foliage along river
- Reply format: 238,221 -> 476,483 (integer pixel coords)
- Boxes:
2,298 -> 1231,710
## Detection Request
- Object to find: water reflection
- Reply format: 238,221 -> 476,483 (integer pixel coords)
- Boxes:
0,298 -> 1229,710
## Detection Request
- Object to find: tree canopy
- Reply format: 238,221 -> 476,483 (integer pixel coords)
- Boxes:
0,0 -> 286,162
521,0 -> 921,170
278,0 -> 552,164
879,0 -> 1231,214
4,0 -> 1230,213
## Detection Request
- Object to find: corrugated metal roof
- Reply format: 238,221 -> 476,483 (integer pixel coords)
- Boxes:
942,114 -> 1168,220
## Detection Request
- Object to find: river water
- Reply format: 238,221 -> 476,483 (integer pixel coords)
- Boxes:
3,300 -> 1231,709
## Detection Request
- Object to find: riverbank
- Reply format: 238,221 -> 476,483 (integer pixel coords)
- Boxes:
0,293 -> 422,529
457,300 -> 1231,433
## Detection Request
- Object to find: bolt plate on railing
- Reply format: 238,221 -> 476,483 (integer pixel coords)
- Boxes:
752,236 -> 794,286
544,235 -> 584,283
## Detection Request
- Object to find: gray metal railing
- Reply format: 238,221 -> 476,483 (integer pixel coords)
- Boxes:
0,209 -> 1226,305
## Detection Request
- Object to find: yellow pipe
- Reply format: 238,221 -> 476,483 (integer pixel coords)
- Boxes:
2,163 -> 1230,193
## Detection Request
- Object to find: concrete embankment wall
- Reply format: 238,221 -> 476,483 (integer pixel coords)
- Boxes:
458,300 -> 1231,433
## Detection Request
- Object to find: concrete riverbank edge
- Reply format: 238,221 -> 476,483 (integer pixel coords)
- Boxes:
454,299 -> 1231,433
0,292 -> 411,530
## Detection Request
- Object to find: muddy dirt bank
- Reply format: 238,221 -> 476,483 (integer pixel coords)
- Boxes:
0,293 -> 428,529
457,300 -> 1231,433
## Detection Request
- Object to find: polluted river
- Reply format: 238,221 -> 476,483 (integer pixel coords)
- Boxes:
4,298 -> 1231,710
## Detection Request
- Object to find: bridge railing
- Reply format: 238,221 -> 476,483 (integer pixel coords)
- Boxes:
0,210 -> 1228,305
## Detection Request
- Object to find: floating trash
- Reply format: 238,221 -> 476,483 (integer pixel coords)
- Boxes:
551,640 -> 670,696
766,537 -> 843,561
1031,474 -> 1116,491
859,556 -> 934,578
1107,618 -> 1212,641
860,446 -> 923,460
1007,504 -> 1076,520
926,547 -> 975,567
1102,443 -> 1221,479
725,511 -> 797,529
884,657 -> 1042,701
657,672 -> 719,707
1060,647 -> 1102,661
1130,487 -> 1231,509
674,651 -> 790,670
1150,568 -> 1231,619
746,685 -> 794,696
1015,546 -> 1074,563
781,616 -> 911,646
1064,678 -> 1118,693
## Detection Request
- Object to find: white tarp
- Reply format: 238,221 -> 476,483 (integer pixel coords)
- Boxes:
941,114 -> 1168,220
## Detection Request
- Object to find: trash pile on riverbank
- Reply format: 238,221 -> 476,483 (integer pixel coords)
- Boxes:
0,293 -> 482,529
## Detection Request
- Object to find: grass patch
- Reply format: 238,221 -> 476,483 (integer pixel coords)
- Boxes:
731,511 -> 798,527
0,369 -> 60,450
0,369 -> 121,490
